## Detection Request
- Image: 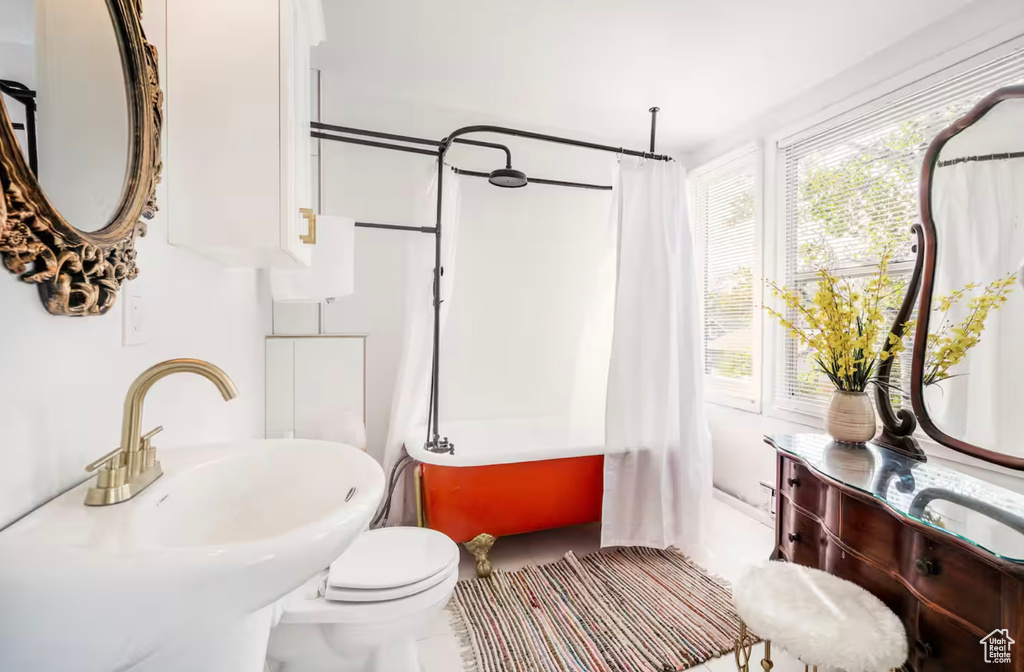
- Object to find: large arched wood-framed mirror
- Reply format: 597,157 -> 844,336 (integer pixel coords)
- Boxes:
0,0 -> 162,316
913,85 -> 1024,469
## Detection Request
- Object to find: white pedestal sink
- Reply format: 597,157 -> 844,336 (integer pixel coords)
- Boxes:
0,439 -> 384,672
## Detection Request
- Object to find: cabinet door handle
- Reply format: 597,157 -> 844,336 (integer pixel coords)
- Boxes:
788,532 -> 801,543
786,476 -> 800,487
914,558 -> 937,576
300,208 -> 317,245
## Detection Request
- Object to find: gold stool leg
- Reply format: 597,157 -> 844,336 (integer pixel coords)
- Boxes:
761,640 -> 773,672
734,620 -> 755,672
464,533 -> 496,578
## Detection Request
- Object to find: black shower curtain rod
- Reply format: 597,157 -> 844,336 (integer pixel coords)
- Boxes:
313,108 -> 670,454
313,125 -> 616,190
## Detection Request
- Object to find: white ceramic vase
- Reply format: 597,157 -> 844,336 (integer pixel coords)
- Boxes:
824,390 -> 876,444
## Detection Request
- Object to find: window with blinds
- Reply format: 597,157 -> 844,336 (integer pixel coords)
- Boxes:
694,146 -> 760,408
775,47 -> 1024,416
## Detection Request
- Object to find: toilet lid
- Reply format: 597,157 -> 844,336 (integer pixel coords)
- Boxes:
324,548 -> 458,602
328,527 -> 458,590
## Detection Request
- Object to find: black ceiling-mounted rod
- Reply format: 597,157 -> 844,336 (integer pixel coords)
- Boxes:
451,167 -> 612,191
649,107 -> 660,154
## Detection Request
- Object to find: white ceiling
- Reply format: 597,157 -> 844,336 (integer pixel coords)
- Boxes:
319,0 -> 975,152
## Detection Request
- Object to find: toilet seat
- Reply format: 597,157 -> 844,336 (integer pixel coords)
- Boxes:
327,527 -> 458,590
276,527 -> 460,625
280,562 -> 459,625
325,544 -> 458,602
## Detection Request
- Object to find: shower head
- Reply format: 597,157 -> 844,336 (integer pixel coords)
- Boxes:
488,167 -> 528,188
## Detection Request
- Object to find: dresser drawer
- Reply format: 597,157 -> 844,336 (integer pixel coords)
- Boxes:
915,603 -> 998,672
906,531 -> 1003,634
779,499 -> 825,568
840,492 -> 906,568
780,458 -> 825,513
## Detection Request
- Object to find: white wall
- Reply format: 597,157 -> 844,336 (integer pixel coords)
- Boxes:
317,87 -> 624,463
688,3 -> 1024,509
0,0 -> 271,529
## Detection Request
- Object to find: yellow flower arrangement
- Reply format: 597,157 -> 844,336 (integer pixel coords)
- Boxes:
924,273 -> 1017,385
765,248 -> 914,393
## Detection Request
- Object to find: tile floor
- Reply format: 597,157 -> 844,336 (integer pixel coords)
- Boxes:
413,496 -> 812,672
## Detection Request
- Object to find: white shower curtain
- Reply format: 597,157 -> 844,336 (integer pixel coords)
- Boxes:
381,165 -> 462,525
602,159 -> 711,553
927,160 -> 1024,454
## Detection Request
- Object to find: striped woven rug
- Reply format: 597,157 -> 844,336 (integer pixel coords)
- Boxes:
449,547 -> 747,672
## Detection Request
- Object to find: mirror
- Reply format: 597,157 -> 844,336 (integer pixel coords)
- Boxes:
0,0 -> 161,315
915,87 -> 1024,468
1,0 -> 130,230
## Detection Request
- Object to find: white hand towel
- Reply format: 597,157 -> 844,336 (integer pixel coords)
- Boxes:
271,215 -> 355,301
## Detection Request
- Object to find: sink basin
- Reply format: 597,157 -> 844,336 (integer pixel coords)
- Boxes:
0,439 -> 384,672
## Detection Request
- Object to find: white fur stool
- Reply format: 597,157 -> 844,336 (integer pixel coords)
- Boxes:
733,562 -> 907,672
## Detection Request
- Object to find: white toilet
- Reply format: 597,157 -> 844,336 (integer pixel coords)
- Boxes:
266,527 -> 460,672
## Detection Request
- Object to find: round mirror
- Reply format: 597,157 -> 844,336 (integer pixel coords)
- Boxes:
1,0 -> 130,231
0,0 -> 161,316
918,90 -> 1024,464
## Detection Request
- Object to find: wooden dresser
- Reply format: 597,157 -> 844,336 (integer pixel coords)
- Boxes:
768,434 -> 1024,672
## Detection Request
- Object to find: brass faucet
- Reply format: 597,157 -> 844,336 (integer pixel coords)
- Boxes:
84,359 -> 238,506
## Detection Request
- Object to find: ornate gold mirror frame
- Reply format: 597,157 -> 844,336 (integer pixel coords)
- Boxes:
0,0 -> 162,316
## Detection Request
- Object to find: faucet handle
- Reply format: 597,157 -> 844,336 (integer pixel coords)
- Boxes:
86,446 -> 124,473
141,425 -> 164,448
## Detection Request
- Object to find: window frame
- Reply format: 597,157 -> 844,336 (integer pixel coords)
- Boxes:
762,36 -> 1024,426
691,143 -> 764,413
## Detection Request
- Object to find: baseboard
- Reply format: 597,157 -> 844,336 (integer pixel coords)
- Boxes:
713,487 -> 774,528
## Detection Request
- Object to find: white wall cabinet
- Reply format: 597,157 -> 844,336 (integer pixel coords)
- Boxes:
266,336 -> 366,442
167,0 -> 325,268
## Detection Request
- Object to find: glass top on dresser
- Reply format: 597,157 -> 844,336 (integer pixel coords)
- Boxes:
767,433 -> 1024,563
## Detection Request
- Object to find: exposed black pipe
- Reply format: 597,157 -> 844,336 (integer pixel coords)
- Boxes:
452,167 -> 612,191
429,151 -> 450,453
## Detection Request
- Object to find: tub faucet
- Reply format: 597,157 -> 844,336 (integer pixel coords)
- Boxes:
84,359 -> 238,506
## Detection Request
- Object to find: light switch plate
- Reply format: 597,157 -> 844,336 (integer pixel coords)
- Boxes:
122,292 -> 147,346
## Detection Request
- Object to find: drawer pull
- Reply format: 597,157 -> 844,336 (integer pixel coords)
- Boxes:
788,532 -> 801,543
914,558 -> 937,576
915,640 -> 933,658
786,477 -> 800,487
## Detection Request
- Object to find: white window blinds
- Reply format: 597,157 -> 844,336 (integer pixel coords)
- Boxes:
694,146 -> 760,408
775,47 -> 1024,416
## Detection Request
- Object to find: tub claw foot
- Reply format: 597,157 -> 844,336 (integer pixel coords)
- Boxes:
465,533 -> 496,578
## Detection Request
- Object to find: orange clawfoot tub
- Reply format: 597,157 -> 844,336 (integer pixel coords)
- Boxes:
416,454 -> 605,576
